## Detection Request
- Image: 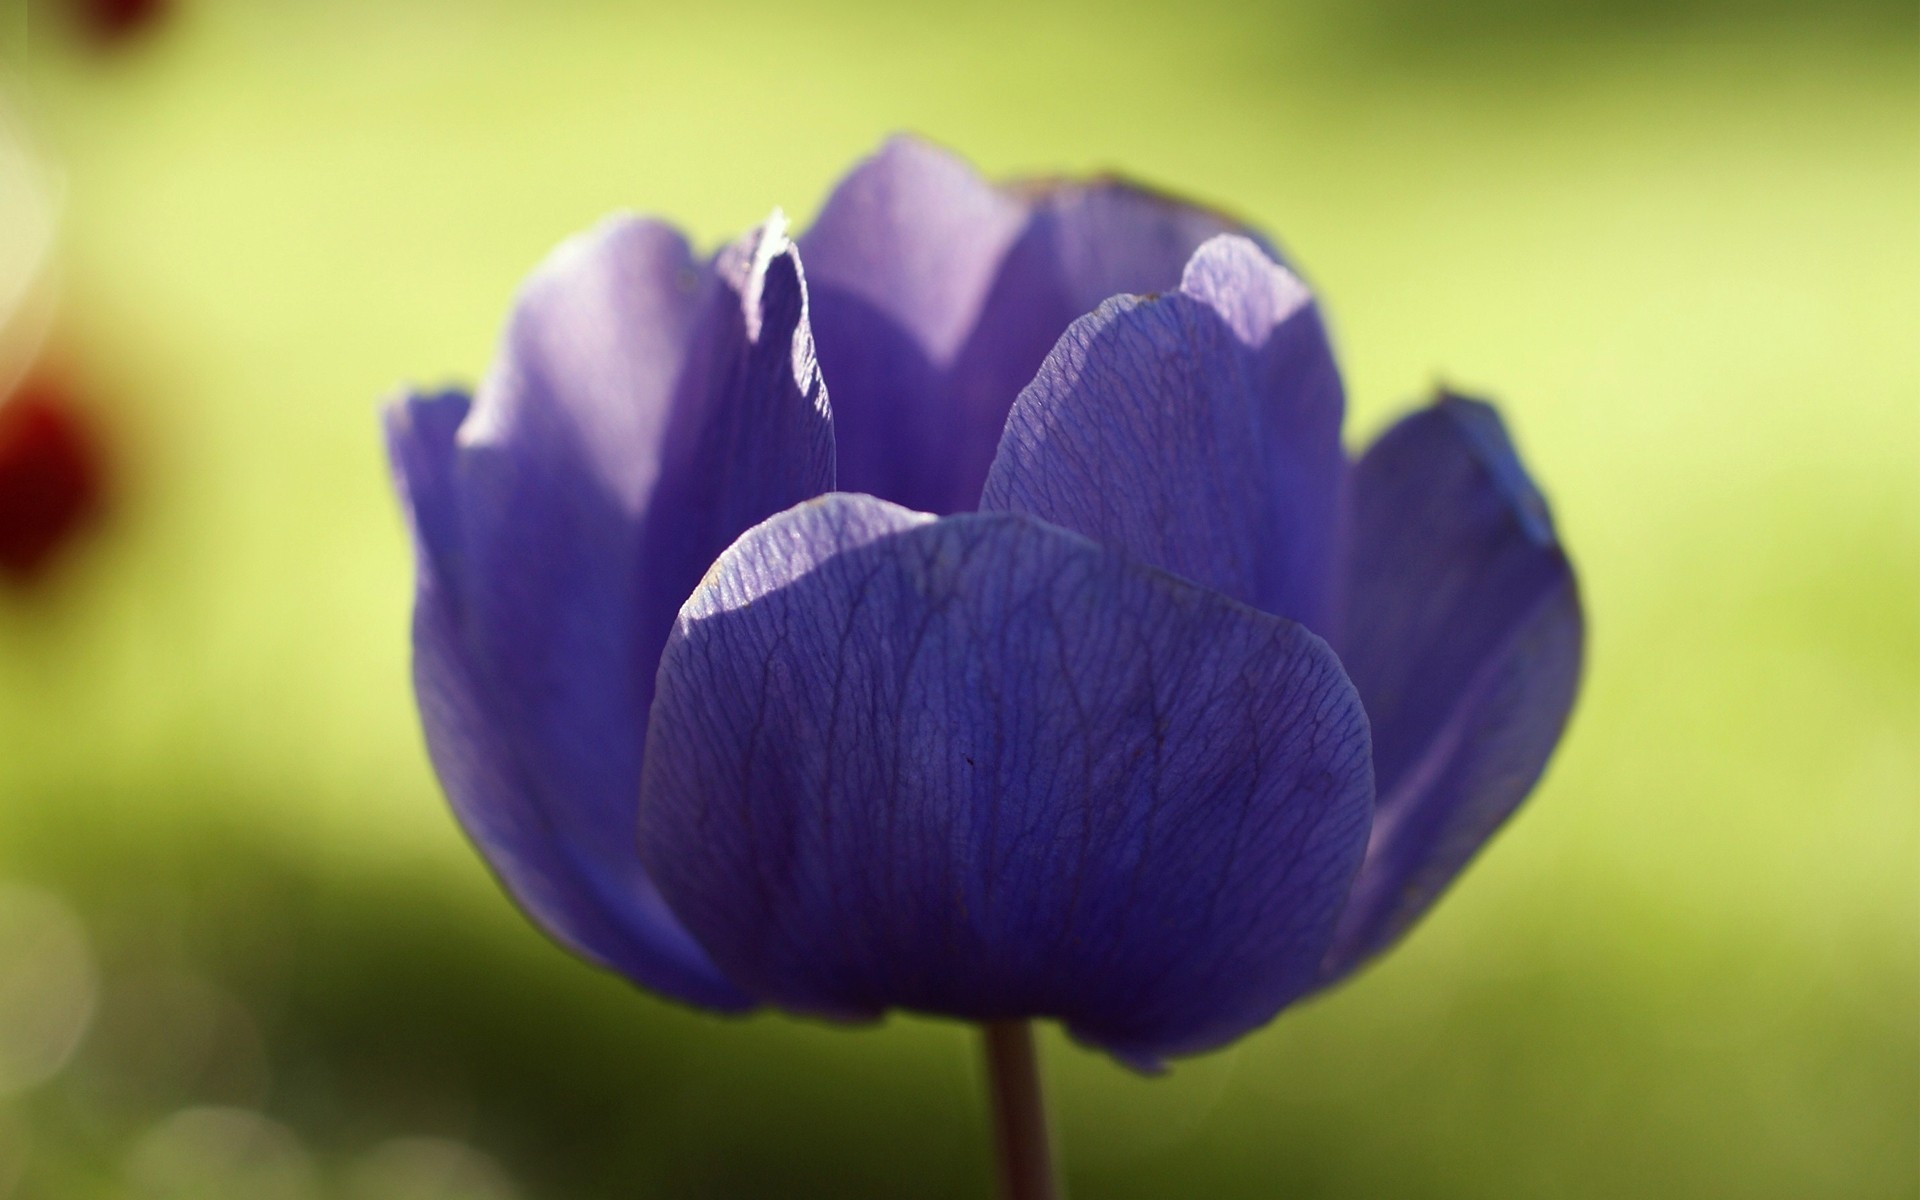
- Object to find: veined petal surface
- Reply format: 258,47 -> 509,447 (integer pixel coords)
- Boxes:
637,494 -> 1374,1064
801,137 -> 1255,516
981,235 -> 1346,630
385,215 -> 833,1008
1321,395 -> 1583,981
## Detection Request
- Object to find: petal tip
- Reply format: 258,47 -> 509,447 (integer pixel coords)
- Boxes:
869,130 -> 970,170
1433,391 -> 1559,548
836,132 -> 989,204
1182,231 -> 1281,274
550,213 -> 698,291
383,384 -> 471,434
381,387 -> 471,525
1179,234 -> 1314,342
718,211 -> 807,344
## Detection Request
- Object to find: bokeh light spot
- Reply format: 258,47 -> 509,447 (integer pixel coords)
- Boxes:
127,1107 -> 317,1200
0,882 -> 99,1096
75,971 -> 271,1119
344,1136 -> 520,1200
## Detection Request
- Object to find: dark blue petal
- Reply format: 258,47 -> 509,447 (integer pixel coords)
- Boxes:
637,494 -> 1374,1065
384,215 -> 834,1010
1320,395 -> 1583,982
980,236 -> 1346,631
801,137 -> 1255,516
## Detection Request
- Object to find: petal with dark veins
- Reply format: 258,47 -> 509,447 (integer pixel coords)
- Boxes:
638,493 -> 1373,1065
802,137 -> 1258,516
980,235 -> 1346,630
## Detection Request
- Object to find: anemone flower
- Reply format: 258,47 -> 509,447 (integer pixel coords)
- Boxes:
386,136 -> 1583,1198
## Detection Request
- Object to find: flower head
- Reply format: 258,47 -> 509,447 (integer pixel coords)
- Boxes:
385,137 -> 1583,1067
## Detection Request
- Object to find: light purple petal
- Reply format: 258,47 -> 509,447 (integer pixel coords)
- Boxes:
637,493 -> 1374,1065
801,136 -> 1257,516
980,235 -> 1346,630
800,137 -> 1027,515
384,215 -> 833,1009
1320,395 -> 1583,981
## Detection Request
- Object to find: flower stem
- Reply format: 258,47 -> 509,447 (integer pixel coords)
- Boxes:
981,1020 -> 1058,1200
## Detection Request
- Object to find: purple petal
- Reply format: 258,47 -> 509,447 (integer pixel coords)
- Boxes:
980,236 -> 1346,630
801,136 -> 1256,516
799,138 -> 1026,516
1320,395 -> 1583,982
384,215 -> 834,1010
637,493 -> 1374,1064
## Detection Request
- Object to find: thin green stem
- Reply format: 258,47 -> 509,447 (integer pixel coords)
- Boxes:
981,1020 -> 1058,1200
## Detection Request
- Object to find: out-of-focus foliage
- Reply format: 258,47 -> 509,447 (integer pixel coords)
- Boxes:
0,0 -> 1912,1196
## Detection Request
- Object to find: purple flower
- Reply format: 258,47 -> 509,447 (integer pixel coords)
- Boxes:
384,137 -> 1583,1068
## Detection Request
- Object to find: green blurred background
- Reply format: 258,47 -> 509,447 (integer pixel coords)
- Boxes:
0,0 -> 1913,1196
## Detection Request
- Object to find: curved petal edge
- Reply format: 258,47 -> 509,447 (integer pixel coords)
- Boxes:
803,136 -> 1271,516
1321,394 -> 1584,983
638,493 -> 1375,1065
981,234 -> 1346,629
382,212 -> 835,1012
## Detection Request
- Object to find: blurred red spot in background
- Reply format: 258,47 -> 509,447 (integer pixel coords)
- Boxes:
0,380 -> 104,583
74,0 -> 171,44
